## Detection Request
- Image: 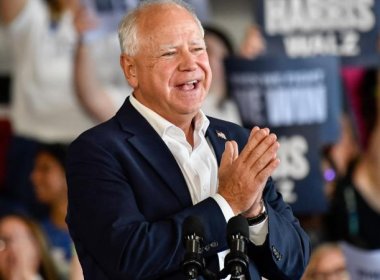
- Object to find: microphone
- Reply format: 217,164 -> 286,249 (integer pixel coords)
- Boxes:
224,215 -> 250,280
181,216 -> 206,280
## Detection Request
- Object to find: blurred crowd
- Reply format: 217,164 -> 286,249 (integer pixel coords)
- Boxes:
1,0 -> 380,279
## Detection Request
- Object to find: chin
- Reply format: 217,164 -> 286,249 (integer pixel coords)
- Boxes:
184,103 -> 203,114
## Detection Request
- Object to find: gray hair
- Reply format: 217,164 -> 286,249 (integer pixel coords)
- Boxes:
118,0 -> 204,56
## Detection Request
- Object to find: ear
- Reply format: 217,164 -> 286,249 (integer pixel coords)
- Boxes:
120,54 -> 138,88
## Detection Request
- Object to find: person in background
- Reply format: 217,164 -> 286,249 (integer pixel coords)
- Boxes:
73,1 -> 137,122
0,21 -> 15,212
321,108 -> 360,200
0,0 -> 121,217
68,249 -> 83,280
66,1 -> 310,279
202,25 -> 241,124
30,143 -> 73,279
238,24 -> 266,59
0,213 -> 60,280
302,243 -> 349,280
202,23 -> 267,125
325,69 -> 380,250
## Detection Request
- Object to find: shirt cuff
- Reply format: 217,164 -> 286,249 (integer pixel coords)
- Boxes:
212,194 -> 268,245
212,193 -> 235,222
248,204 -> 268,246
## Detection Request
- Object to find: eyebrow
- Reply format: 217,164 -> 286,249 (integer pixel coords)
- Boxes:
189,39 -> 206,47
158,39 -> 206,51
159,45 -> 176,52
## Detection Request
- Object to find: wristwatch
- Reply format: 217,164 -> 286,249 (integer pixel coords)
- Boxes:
246,210 -> 267,226
246,200 -> 267,226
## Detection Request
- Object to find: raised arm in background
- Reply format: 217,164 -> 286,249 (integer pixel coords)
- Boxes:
73,7 -> 118,123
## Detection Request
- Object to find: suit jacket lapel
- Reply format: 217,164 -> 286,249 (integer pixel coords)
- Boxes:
116,98 -> 192,207
206,121 -> 229,166
114,99 -> 231,206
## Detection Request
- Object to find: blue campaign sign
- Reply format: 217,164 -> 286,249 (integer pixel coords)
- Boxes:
225,56 -> 342,144
256,0 -> 380,66
271,125 -> 327,214
225,56 -> 342,213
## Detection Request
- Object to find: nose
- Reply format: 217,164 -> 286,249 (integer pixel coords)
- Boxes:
178,49 -> 197,72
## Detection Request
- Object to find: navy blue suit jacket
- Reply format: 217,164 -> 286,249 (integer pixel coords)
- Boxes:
66,97 -> 310,280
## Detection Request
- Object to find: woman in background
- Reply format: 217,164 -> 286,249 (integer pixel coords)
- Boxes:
202,25 -> 242,124
30,144 -> 73,279
325,69 -> 380,249
202,24 -> 266,125
0,213 -> 60,280
302,243 -> 349,280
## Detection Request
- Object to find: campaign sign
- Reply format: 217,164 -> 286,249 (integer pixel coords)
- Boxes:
341,242 -> 380,279
225,56 -> 342,213
256,0 -> 380,66
225,56 -> 342,144
271,125 -> 327,214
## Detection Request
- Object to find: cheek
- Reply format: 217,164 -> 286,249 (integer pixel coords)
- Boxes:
30,244 -> 40,261
140,65 -> 171,92
0,252 -> 7,267
38,173 -> 66,197
199,57 -> 212,84
48,175 -> 67,193
203,64 -> 213,90
157,65 -> 175,83
152,72 -> 174,96
23,242 -> 41,267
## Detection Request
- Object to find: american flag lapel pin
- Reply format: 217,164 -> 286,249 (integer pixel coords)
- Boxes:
216,130 -> 227,140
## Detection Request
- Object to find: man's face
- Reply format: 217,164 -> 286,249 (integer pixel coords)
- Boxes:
122,4 -> 212,125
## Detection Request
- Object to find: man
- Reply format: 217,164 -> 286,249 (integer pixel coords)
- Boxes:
66,1 -> 311,279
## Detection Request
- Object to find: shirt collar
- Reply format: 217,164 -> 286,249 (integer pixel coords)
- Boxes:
130,93 -> 210,138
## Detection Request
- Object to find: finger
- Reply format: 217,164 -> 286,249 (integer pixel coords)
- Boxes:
244,132 -> 278,168
248,126 -> 265,144
256,157 -> 281,186
220,141 -> 234,170
231,140 -> 239,160
251,139 -> 280,173
239,127 -> 270,162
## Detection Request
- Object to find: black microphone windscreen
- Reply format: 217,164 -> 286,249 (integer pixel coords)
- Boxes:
227,215 -> 249,240
183,216 -> 205,238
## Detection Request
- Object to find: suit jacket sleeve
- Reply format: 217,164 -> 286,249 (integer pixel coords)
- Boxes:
248,178 -> 311,280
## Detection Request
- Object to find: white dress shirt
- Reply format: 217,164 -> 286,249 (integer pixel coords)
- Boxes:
130,94 -> 268,273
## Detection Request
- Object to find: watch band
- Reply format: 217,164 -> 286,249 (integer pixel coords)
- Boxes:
246,200 -> 267,226
246,210 -> 267,226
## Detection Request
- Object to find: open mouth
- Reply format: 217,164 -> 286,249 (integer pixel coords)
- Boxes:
177,80 -> 200,91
